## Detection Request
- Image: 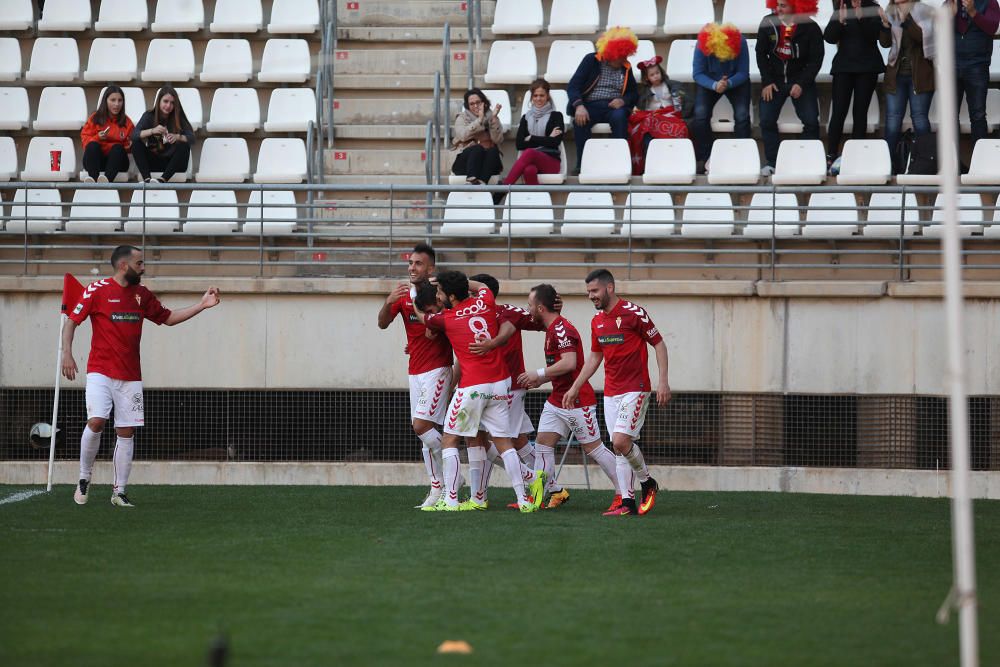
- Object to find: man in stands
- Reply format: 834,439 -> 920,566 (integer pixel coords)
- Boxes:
948,0 -> 1000,148
692,22 -> 752,174
563,269 -> 669,516
377,243 -> 454,509
62,245 -> 220,508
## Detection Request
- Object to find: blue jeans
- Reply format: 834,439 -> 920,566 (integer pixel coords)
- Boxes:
884,75 -> 933,169
759,84 -> 820,167
572,101 -> 629,169
956,63 -> 990,144
692,83 -> 752,162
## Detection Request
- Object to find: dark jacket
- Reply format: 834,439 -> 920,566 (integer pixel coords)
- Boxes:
756,14 -> 825,89
514,111 -> 565,159
566,52 -> 638,114
824,8 -> 886,74
879,17 -> 935,94
131,110 -> 196,157
953,0 -> 1000,67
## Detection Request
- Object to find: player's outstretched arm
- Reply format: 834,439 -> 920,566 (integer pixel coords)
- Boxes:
562,350 -> 603,409
377,283 -> 408,329
653,340 -> 671,406
469,321 -> 515,355
60,319 -> 79,381
165,287 -> 221,326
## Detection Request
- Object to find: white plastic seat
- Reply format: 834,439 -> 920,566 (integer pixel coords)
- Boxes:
84,38 -> 137,82
776,97 -> 805,134
200,39 -> 253,83
95,0 -> 148,31
0,39 -> 22,81
643,139 -> 696,185
710,92 -> 756,132
987,196 -> 1000,238
101,86 -> 147,126
21,137 -> 76,181
802,192 -> 859,237
168,87 -> 202,131
0,137 -> 18,181
66,189 -> 122,233
628,40 -> 657,79
0,0 -> 34,30
482,89 -> 512,133
150,159 -> 193,183
258,39 -> 311,83
537,143 -> 569,185
254,138 -> 307,183
925,193 -> 984,237
707,139 -> 761,185
723,0 -> 769,33
681,192 -> 735,237
141,39 -> 196,82
245,190 -> 298,235
499,191 -> 555,236
607,0 -> 658,35
863,193 -> 919,237
743,193 -> 801,238
7,189 -> 63,233
992,40 -> 1000,81
205,89 -> 261,133
491,0 -> 543,34
772,140 -> 827,185
545,41 -> 595,84
622,193 -> 676,237
211,0 -> 263,32
26,38 -> 80,82
840,95 -> 880,134
813,2 -> 834,28
578,139 -> 631,184
520,89 -> 571,131
195,138 -> 251,183
37,0 -> 91,31
268,0 -> 320,33
33,87 -> 88,130
484,41 -> 538,85
561,192 -> 616,237
836,139 -> 891,185
817,43 -> 836,84
548,0 -> 599,34
747,39 -> 760,82
151,0 -> 204,32
0,87 -> 30,130
440,192 -> 496,236
124,189 -> 179,234
264,89 -> 317,132
664,0 -> 715,35
184,190 -> 239,235
961,139 -> 1000,185
666,40 -> 697,83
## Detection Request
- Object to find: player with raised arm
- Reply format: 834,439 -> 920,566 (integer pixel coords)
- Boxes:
563,269 -> 670,516
62,245 -> 220,507
377,243 -> 454,509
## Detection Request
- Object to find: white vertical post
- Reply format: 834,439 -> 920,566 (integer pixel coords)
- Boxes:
47,314 -> 67,492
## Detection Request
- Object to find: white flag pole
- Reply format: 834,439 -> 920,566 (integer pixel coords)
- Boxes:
46,313 -> 67,492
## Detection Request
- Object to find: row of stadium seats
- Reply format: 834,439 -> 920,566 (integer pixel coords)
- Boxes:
1,0 -> 320,34
0,37 -> 312,84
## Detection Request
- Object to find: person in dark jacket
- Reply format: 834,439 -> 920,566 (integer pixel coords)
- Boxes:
503,78 -> 565,186
948,0 -> 1000,146
692,22 -> 752,169
824,0 -> 886,166
566,27 -> 639,173
756,0 -> 825,174
130,86 -> 195,183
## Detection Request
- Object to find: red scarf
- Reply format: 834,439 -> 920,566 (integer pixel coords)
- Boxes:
775,22 -> 796,61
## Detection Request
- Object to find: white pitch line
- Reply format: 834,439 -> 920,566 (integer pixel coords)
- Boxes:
0,489 -> 46,505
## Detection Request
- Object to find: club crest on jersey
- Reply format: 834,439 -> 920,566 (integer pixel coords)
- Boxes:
135,294 -> 142,307
615,316 -> 622,329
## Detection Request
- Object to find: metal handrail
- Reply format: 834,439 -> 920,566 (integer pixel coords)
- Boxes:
465,8 -> 474,90
475,0 -> 483,48
442,22 -> 452,150
325,13 -> 336,150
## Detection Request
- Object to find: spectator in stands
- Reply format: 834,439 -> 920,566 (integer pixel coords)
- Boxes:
627,56 -> 691,175
880,0 -> 936,173
80,85 -> 133,183
824,0 -> 886,171
451,88 -> 504,186
567,27 -> 639,175
947,0 -> 1000,147
502,78 -> 564,187
131,86 -> 195,184
692,23 -> 751,173
757,0 -> 825,176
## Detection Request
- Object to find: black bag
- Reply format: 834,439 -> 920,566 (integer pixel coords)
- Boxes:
906,133 -> 938,175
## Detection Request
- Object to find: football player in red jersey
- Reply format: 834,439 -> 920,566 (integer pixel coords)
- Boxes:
62,245 -> 220,508
563,269 -> 670,516
377,243 -> 455,509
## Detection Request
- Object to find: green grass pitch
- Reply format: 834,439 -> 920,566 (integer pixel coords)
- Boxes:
1,485 -> 998,666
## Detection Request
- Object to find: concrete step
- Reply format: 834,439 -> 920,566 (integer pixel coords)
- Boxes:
336,0 -> 494,28
337,26 -> 475,41
332,73 -> 484,89
326,148 -> 432,175
314,198 -> 442,222
328,48 -> 487,75
333,98 -> 463,125
334,124 -> 429,140
321,174 -> 436,186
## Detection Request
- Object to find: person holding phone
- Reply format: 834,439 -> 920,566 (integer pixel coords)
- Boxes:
80,86 -> 134,183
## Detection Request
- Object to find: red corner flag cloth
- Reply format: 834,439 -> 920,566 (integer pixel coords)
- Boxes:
61,273 -> 84,314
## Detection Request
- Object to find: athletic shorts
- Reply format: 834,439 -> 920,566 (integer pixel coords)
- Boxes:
508,388 -> 535,436
444,379 -> 513,438
536,401 -> 601,444
85,372 -> 144,427
408,366 -> 452,424
604,392 -> 650,439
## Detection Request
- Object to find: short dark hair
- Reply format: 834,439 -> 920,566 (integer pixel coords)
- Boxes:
585,268 -> 615,286
470,273 -> 499,298
411,242 -> 436,265
463,88 -> 491,110
436,270 -> 470,302
412,280 -> 438,312
530,284 -> 558,312
110,245 -> 140,269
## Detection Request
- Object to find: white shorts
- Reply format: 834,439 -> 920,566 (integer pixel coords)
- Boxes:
444,379 -> 513,438
85,373 -> 145,427
604,392 -> 650,440
508,388 -> 535,436
536,402 -> 602,444
408,366 -> 452,424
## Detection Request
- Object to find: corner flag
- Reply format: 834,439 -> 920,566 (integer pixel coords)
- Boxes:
48,274 -> 84,491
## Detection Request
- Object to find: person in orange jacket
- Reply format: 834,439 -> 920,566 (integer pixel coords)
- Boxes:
81,86 -> 134,183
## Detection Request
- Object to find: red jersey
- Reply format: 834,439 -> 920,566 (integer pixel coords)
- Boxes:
590,299 -> 663,396
68,278 -> 172,382
497,303 -> 535,380
389,291 -> 453,375
545,315 -> 596,408
425,287 -> 509,387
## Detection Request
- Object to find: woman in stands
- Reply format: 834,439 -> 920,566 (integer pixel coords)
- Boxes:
451,88 -> 504,186
80,86 -> 133,183
627,56 -> 691,175
131,86 -> 195,184
502,78 -> 564,188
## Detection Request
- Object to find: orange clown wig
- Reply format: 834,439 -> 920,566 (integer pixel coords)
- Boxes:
595,26 -> 638,62
697,23 -> 742,62
766,0 -> 819,15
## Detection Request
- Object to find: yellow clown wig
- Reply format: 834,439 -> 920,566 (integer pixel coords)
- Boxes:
697,23 -> 742,62
595,26 -> 638,62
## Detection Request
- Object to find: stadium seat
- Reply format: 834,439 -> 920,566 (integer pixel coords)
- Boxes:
0,137 -> 18,181
206,89 -> 261,133
33,87 -> 88,131
21,137 -> 76,181
0,39 -> 22,81
195,138 -> 251,183
440,191 -> 496,236
211,0 -> 263,32
817,43 -> 836,84
537,143 -> 569,184
491,0 -> 543,34
622,192 -> 676,237
150,159 -> 193,184
264,89 -> 317,132
151,0 -> 204,32
484,41 -> 537,85
142,40 -> 196,82
707,138 -> 761,185
268,0 -> 320,33
100,86 -> 147,126
0,0 -> 33,30
925,193 -> 984,237
258,39 -> 312,83
961,139 -> 1000,185
25,38 -> 80,82
710,93 -> 756,132
37,0 -> 91,31
666,40 -> 697,83
840,95 -> 880,134
802,192 -> 859,237
628,40 -> 657,79
545,41 -> 595,84
771,140 -> 827,185
723,0 -> 769,33
254,138 -> 307,183
664,0 -> 715,35
606,0 -> 658,35
482,89 -> 512,133
863,192 -> 919,237
498,191 -> 555,236
7,189 -> 63,233
169,87 -> 202,131
836,140 -> 892,185
0,87 -> 30,130
578,139 -> 631,184
992,40 -> 1000,81
201,39 -> 253,83
643,139 -> 696,185
184,190 -> 240,234
747,39 -> 761,82
681,192 -> 735,237
548,0 -> 599,34
66,189 -> 122,234
124,189 -> 179,234
814,2 -> 834,28
94,0 -> 148,31
776,98 -> 804,133
519,89 -> 571,131
987,197 -> 1000,238
84,38 -> 138,82
244,190 -> 298,235
743,192 -> 801,238
561,192 -> 617,237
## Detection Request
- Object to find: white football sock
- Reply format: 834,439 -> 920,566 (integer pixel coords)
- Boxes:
516,443 -> 535,468
486,443 -> 502,464
624,444 -> 651,482
442,448 -> 461,507
480,455 -> 494,502
535,444 -> 561,492
500,448 -> 527,505
417,428 -> 443,488
112,436 -> 134,494
615,455 -> 636,500
467,446 -> 487,503
79,426 -> 102,481
586,443 -> 620,494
